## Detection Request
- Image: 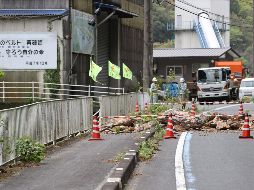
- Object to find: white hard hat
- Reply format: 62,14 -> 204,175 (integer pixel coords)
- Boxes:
180,78 -> 185,83
152,77 -> 157,82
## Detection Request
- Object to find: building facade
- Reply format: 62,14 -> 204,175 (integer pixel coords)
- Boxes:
174,0 -> 230,48
0,0 -> 144,95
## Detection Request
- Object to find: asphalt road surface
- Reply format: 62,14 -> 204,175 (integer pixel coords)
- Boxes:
0,134 -> 141,190
126,103 -> 254,190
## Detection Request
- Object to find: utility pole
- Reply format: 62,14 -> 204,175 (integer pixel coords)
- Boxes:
253,0 -> 254,76
143,0 -> 152,92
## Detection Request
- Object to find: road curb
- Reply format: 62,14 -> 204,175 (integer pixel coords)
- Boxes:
101,128 -> 156,190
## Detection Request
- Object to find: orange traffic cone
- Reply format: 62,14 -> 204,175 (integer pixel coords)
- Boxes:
144,103 -> 148,114
239,101 -> 243,115
135,100 -> 139,114
164,113 -> 176,139
239,113 -> 253,139
89,116 -> 103,141
190,101 -> 196,117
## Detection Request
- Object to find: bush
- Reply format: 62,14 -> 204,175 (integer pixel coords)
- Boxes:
138,124 -> 165,161
16,137 -> 45,163
149,104 -> 169,115
138,141 -> 154,160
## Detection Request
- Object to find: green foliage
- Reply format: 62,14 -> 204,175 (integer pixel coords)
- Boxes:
152,3 -> 175,45
43,43 -> 61,98
154,124 -> 165,141
230,0 -> 253,72
242,96 -> 251,103
138,140 -> 155,160
113,152 -> 125,162
142,115 -> 154,123
138,123 -> 165,161
166,69 -> 175,83
149,104 -> 169,115
16,137 -> 45,163
0,71 -> 5,78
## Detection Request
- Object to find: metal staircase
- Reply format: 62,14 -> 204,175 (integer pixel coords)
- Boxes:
194,20 -> 208,48
213,22 -> 225,48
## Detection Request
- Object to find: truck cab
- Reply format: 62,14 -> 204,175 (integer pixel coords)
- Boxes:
196,67 -> 230,102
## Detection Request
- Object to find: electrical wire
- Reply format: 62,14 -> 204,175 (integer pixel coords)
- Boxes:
164,0 -> 253,30
176,0 -> 230,20
175,0 -> 253,26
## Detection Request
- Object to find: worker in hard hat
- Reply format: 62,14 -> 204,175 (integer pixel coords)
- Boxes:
233,78 -> 239,100
179,77 -> 187,110
150,77 -> 158,103
229,74 -> 238,100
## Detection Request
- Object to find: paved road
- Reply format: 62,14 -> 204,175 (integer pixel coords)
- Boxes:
186,131 -> 254,190
125,138 -> 179,190
126,103 -> 254,190
0,134 -> 140,190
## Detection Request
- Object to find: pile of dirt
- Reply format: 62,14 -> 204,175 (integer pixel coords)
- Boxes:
100,110 -> 252,134
163,110 -> 247,132
101,117 -> 155,134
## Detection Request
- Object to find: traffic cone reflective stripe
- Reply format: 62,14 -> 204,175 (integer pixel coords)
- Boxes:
191,102 -> 196,117
135,100 -> 139,114
239,114 -> 253,139
164,113 -> 176,139
135,100 -> 141,120
89,116 -> 103,141
239,102 -> 243,115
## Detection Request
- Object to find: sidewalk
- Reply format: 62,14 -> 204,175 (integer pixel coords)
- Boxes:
0,134 -> 141,190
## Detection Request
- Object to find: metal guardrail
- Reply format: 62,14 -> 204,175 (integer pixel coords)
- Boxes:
0,81 -> 125,102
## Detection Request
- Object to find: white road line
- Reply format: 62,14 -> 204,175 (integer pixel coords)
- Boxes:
184,133 -> 196,190
94,164 -> 118,190
175,132 -> 188,190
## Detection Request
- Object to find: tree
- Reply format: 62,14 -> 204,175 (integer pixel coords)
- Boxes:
152,3 -> 174,44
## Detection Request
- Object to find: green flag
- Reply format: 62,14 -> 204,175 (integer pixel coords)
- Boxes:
123,63 -> 132,80
89,59 -> 102,82
108,61 -> 121,79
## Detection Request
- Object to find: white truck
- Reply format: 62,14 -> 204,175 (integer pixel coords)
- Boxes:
196,67 -> 230,102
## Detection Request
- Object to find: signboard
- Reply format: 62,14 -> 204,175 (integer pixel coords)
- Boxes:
72,9 -> 94,55
0,33 -> 57,70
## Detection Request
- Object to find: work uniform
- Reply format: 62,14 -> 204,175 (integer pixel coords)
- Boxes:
150,82 -> 158,103
179,80 -> 187,110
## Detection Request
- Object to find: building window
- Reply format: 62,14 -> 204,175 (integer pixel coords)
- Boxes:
166,66 -> 183,77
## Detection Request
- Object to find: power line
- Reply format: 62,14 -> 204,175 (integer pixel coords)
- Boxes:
164,0 -> 253,30
176,0 -> 230,20
175,0 -> 252,27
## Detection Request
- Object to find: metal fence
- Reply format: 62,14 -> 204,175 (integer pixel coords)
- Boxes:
0,97 -> 93,166
99,92 -> 149,119
0,81 -> 124,102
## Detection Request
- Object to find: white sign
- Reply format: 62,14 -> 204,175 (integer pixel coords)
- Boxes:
0,33 -> 57,70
